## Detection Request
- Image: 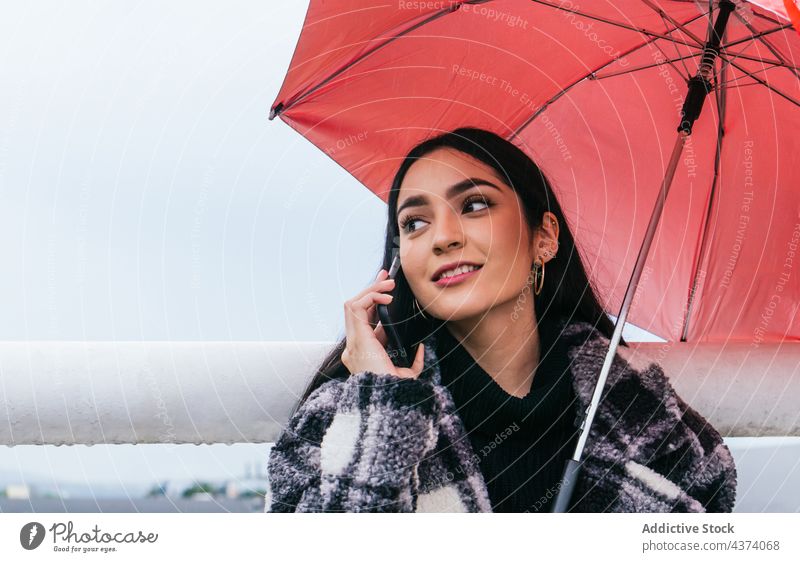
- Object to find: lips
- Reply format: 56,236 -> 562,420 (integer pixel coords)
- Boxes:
433,265 -> 482,287
432,262 -> 483,282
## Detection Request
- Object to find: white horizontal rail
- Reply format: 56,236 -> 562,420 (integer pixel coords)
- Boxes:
0,341 -> 332,446
0,340 -> 797,446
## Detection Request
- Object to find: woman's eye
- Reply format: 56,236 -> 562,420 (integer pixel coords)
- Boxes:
400,196 -> 491,234
464,196 -> 490,213
400,216 -> 425,233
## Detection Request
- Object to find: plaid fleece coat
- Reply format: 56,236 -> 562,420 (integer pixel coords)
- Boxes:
265,318 -> 737,512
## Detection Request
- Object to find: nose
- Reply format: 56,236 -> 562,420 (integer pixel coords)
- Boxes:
432,207 -> 465,254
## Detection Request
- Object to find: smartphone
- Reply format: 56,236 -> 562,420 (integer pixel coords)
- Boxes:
376,255 -> 413,368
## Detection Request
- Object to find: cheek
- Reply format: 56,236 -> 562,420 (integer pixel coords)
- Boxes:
484,217 -> 531,269
399,244 -> 426,287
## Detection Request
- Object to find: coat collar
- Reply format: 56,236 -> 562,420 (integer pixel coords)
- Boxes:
416,316 -> 680,463
417,315 -> 625,403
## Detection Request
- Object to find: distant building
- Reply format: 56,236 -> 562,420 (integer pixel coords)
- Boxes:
5,484 -> 31,499
225,478 -> 267,499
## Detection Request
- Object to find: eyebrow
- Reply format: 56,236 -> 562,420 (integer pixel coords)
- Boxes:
396,177 -> 502,219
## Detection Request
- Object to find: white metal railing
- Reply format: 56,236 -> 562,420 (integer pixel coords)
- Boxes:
0,340 -> 797,446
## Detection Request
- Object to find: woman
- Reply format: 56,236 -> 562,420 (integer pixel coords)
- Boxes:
265,127 -> 737,513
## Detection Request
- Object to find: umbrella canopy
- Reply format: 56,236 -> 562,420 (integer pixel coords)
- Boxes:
270,0 -> 800,343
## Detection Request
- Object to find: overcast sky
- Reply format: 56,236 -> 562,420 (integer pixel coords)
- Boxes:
4,1 -> 790,503
0,0 -> 392,344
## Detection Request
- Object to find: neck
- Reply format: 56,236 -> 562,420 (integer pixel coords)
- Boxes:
445,298 -> 541,398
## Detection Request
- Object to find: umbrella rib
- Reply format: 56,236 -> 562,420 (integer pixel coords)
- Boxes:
657,10 -> 694,78
512,10 -> 709,137
721,49 -> 800,70
720,80 -> 769,89
638,0 -> 725,82
668,4 -> 800,105
592,5 -> 724,80
528,0 -> 703,48
723,23 -> 793,49
718,55 -> 800,108
716,63 -> 786,88
596,51 -> 793,85
730,9 -> 800,81
643,2 -> 800,74
276,1 -> 709,118
748,6 -> 786,26
590,52 -> 700,81
651,37 -> 695,80
270,2 -> 482,118
639,0 -> 706,46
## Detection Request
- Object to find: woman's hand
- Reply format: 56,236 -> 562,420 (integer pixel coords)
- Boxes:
341,268 -> 426,380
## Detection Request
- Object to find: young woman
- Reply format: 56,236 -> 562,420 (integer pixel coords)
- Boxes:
265,127 -> 737,513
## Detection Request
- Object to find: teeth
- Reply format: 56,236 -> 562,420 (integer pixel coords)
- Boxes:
438,264 -> 480,280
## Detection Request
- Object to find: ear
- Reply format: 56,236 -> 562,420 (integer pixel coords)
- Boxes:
531,212 -> 560,263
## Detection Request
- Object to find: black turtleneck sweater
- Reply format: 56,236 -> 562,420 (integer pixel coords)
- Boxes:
436,317 -> 581,513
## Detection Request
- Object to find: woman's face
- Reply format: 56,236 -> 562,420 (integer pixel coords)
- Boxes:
396,147 -> 558,324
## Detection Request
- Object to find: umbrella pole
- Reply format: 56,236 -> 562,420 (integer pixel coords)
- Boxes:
550,0 -> 736,513
550,130 -> 688,512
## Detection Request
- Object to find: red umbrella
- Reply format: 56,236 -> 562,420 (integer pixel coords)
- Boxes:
269,0 -> 800,510
271,0 -> 799,343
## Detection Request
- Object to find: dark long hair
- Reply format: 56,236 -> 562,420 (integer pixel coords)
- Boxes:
292,127 -> 626,416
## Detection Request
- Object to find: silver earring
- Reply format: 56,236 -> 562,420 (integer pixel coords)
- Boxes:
413,297 -> 428,319
531,257 -> 545,295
